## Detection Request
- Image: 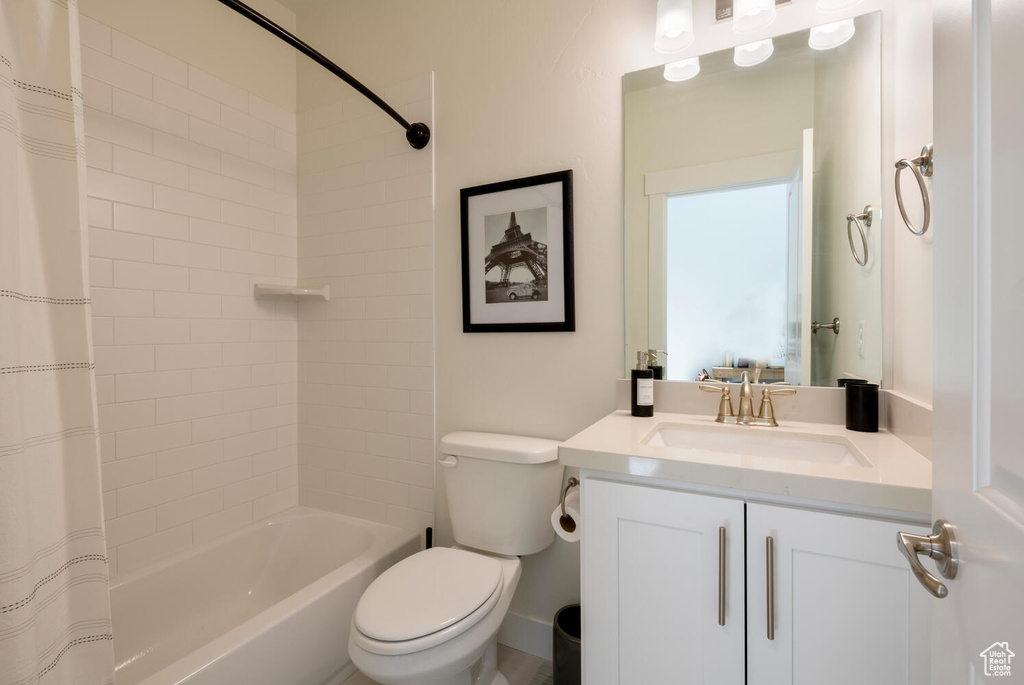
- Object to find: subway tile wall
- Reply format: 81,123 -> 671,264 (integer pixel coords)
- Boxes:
81,16 -> 300,577
296,75 -> 435,539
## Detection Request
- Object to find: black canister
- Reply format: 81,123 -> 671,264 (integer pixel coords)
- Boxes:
837,378 -> 869,388
845,382 -> 879,432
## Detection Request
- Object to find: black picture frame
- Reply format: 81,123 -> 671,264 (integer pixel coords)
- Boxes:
460,170 -> 575,333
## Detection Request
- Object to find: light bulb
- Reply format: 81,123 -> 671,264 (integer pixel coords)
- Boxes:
655,0 -> 695,54
734,38 -> 775,67
664,57 -> 701,82
733,0 -> 777,35
809,19 -> 856,50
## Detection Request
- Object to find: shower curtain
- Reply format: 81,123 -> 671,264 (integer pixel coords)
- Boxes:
0,1 -> 115,683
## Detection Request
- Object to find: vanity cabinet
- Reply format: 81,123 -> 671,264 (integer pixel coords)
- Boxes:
583,479 -> 746,685
582,479 -> 931,685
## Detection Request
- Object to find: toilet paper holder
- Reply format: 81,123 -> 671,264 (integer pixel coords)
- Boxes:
558,478 -> 580,533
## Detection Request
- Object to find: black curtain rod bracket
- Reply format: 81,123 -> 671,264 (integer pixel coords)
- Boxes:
214,0 -> 430,150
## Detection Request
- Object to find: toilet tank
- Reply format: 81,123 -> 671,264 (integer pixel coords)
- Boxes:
439,432 -> 564,556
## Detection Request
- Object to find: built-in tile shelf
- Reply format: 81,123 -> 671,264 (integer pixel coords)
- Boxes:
253,284 -> 330,301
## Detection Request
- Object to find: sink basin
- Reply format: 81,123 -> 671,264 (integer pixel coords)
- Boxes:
644,425 -> 869,467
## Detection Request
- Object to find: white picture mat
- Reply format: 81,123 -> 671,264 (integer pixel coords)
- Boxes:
467,181 -> 566,325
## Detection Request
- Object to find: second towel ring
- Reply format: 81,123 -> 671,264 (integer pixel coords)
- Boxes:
895,144 -> 933,236
847,205 -> 872,267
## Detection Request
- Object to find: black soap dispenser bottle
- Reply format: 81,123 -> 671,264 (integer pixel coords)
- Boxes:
646,349 -> 667,380
631,351 -> 655,417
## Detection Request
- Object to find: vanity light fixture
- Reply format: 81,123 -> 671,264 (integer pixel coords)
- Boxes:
808,18 -> 856,50
734,38 -> 774,67
655,0 -> 695,53
816,0 -> 864,10
732,0 -> 777,34
664,56 -> 701,82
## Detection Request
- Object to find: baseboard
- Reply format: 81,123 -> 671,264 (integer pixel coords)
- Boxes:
498,611 -> 553,661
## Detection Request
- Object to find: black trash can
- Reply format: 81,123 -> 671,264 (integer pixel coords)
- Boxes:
553,604 -> 581,685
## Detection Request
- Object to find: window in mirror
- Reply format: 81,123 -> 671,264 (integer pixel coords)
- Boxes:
666,183 -> 789,381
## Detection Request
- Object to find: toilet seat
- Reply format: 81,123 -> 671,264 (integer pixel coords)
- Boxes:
352,548 -> 505,657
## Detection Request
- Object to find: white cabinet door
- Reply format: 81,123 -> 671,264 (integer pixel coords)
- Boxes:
581,479 -> 745,685
746,504 -> 931,685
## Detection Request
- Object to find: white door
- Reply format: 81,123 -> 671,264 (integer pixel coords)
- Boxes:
581,479 -> 745,685
746,504 -> 931,685
785,129 -> 814,385
927,0 -> 1024,680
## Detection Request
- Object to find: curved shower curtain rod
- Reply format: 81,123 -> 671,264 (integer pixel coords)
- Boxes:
213,0 -> 431,150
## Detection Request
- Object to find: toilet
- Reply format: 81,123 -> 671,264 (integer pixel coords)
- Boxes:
349,432 -> 564,685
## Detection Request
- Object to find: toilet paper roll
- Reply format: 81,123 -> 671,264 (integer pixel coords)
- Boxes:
550,490 -> 581,543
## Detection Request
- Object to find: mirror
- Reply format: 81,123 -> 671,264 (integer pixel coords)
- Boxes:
624,12 -> 882,387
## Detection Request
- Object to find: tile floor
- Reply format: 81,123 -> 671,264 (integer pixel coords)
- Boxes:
342,644 -> 554,685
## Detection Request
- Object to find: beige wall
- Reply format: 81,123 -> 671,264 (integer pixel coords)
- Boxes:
292,0 -> 934,655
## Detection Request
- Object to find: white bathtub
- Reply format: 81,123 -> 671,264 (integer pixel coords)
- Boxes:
110,507 -> 419,685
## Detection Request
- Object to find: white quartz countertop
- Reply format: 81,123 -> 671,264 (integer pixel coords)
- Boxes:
558,410 -> 932,516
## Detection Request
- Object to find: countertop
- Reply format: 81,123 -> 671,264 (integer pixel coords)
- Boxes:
558,410 -> 932,517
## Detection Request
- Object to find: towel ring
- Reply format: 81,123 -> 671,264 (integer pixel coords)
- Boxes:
895,144 -> 933,236
846,205 -> 872,267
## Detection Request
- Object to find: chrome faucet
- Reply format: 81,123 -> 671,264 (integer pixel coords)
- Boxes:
700,367 -> 796,427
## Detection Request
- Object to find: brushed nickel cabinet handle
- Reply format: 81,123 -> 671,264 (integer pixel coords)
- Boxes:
766,535 -> 775,640
718,526 -> 726,626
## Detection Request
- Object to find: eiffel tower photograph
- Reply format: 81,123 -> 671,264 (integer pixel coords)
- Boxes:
483,207 -> 549,304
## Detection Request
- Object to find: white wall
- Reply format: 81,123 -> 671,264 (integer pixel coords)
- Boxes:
78,0 -> 296,111
293,0 -> 934,656
80,8 -> 300,577
811,14 -> 884,385
295,74 -> 436,540
888,0 -> 933,402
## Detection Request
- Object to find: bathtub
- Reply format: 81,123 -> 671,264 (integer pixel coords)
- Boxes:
110,507 -> 420,685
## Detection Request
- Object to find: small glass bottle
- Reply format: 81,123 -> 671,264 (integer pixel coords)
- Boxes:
631,351 -> 655,417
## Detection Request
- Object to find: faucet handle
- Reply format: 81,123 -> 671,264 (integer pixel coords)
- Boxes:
757,386 -> 797,426
699,384 -> 735,423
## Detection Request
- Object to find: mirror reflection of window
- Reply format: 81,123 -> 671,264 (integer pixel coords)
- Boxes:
666,184 -> 788,381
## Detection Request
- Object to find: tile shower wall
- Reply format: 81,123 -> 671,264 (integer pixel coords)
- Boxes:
296,75 -> 434,538
80,16 -> 299,577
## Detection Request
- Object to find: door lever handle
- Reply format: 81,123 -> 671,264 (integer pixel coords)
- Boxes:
896,520 -> 959,598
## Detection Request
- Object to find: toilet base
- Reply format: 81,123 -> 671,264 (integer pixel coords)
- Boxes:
352,638 -> 510,685
419,640 -> 505,685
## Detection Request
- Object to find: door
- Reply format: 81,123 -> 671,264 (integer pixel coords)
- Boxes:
581,479 -> 745,685
785,129 -> 814,386
927,0 -> 1024,680
747,504 -> 931,685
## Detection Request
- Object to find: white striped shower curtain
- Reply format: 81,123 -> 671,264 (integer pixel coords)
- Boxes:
0,1 -> 115,683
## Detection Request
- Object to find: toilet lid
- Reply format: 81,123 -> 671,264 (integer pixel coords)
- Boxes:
354,547 -> 503,642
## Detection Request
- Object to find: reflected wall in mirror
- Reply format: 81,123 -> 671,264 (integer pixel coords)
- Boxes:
624,12 -> 882,387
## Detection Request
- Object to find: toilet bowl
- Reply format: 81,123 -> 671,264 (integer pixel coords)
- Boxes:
348,432 -> 563,685
349,548 -> 522,685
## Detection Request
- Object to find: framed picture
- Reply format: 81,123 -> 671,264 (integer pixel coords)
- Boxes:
460,170 -> 575,333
